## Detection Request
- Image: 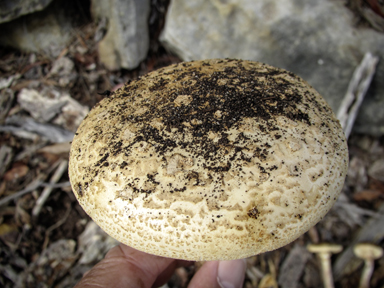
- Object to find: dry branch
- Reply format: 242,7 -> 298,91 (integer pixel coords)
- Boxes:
32,160 -> 69,218
337,52 -> 379,139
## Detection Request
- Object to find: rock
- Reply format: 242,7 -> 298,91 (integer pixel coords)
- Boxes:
0,0 -> 54,24
0,0 -> 90,57
17,87 -> 89,132
161,0 -> 384,135
91,0 -> 150,70
18,88 -> 65,123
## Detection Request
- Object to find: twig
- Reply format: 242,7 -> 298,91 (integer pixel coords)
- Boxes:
32,160 -> 68,218
0,181 -> 70,207
41,181 -> 71,189
0,126 -> 40,141
42,203 -> 72,251
0,179 -> 42,207
4,116 -> 75,143
337,52 -> 379,140
246,265 -> 265,287
0,160 -> 62,207
0,180 -> 70,209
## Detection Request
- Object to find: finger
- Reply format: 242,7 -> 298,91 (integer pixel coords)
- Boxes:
111,246 -> 192,287
74,244 -> 177,288
153,260 -> 193,287
216,259 -> 247,288
188,261 -> 220,288
188,259 -> 247,288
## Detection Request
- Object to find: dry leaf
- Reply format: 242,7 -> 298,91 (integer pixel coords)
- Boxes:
259,274 -> 278,288
0,223 -> 17,237
353,189 -> 383,202
38,142 -> 71,155
3,163 -> 29,182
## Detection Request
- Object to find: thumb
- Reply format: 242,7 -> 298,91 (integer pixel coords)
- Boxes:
75,244 -> 184,288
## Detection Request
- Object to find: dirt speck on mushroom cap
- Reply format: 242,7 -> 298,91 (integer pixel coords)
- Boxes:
69,59 -> 348,261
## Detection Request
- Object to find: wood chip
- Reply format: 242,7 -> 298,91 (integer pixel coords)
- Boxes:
333,194 -> 378,227
259,274 -> 278,288
77,221 -> 118,265
333,202 -> 384,280
0,88 -> 14,123
353,190 -> 384,202
3,163 -> 29,182
0,145 -> 13,178
278,244 -> 311,288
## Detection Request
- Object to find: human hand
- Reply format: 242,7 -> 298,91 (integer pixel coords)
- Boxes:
74,244 -> 246,288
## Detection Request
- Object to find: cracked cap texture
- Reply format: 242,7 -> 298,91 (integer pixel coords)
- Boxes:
69,59 -> 348,260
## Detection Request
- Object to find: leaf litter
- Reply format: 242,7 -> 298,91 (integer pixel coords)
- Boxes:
0,3 -> 383,287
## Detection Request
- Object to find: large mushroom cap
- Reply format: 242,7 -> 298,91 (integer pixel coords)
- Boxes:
69,59 -> 348,261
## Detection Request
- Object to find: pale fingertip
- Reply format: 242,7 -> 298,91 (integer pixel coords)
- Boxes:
217,259 -> 246,288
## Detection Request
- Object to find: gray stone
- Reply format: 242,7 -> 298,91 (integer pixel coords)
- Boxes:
0,0 -> 54,24
0,0 -> 88,57
91,0 -> 150,70
161,0 -> 384,135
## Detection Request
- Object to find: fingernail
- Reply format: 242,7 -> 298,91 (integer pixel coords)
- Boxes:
217,259 -> 246,288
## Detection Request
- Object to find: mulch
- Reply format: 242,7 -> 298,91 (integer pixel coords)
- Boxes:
0,1 -> 384,287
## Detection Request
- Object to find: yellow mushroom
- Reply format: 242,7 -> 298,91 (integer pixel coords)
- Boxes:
307,243 -> 343,288
354,243 -> 383,288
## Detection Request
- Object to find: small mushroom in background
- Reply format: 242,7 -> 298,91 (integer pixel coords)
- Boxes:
307,243 -> 343,288
68,59 -> 349,261
353,243 -> 383,288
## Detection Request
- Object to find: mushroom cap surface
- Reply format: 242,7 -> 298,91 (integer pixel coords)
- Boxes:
307,243 -> 343,254
354,243 -> 383,260
69,59 -> 349,261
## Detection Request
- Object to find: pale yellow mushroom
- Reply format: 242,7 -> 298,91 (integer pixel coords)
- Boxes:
307,243 -> 343,288
69,59 -> 349,261
354,243 -> 383,288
